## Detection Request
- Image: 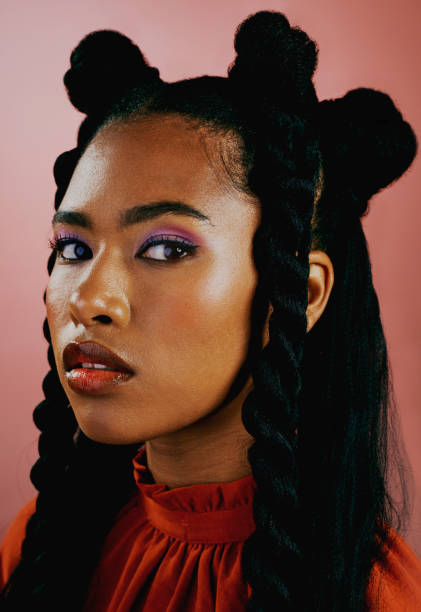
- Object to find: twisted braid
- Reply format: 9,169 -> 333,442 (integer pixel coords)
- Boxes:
227,12 -> 320,609
1,235 -> 78,607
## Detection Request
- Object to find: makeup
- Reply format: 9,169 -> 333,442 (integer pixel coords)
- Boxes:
138,225 -> 201,249
63,341 -> 135,395
66,368 -> 133,395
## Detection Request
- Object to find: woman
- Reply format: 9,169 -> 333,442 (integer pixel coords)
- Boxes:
1,9 -> 420,611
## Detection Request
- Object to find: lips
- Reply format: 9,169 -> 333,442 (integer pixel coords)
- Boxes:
63,341 -> 135,374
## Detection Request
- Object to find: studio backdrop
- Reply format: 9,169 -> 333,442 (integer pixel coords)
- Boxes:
1,0 -> 420,557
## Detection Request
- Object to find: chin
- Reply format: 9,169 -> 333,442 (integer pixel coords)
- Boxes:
77,421 -> 145,447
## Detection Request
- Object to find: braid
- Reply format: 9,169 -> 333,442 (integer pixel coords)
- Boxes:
227,12 -> 320,609
1,11 -> 416,612
0,144 -> 79,607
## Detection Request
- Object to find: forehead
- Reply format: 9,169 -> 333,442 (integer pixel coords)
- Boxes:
62,115 -> 257,222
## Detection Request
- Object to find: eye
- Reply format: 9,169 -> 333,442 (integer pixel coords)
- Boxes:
138,235 -> 198,262
48,233 -> 198,263
48,236 -> 91,261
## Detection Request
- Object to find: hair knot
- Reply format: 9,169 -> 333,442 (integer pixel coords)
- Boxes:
63,30 -> 161,115
319,88 -> 417,215
228,10 -> 318,111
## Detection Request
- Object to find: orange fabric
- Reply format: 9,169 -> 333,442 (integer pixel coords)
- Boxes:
365,528 -> 421,611
1,445 -> 421,611
0,495 -> 36,590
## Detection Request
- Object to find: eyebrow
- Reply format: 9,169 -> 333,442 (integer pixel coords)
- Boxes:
51,201 -> 212,229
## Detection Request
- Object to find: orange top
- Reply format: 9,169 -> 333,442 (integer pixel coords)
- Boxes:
1,444 -> 421,611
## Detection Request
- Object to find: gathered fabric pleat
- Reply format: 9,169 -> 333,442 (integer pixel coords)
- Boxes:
82,444 -> 256,611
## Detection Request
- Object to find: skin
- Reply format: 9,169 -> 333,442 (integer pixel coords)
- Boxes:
46,114 -> 334,489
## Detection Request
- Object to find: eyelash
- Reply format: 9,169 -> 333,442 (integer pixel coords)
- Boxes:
48,234 -> 198,263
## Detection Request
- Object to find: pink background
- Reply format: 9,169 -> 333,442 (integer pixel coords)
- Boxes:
1,0 -> 420,556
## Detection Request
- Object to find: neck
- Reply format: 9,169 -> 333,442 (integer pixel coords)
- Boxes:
145,382 -> 254,489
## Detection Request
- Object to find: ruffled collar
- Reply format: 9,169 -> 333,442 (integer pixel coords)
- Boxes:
132,444 -> 256,544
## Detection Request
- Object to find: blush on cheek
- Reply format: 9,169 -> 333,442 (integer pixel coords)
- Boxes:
157,294 -> 207,336
154,273 -> 253,360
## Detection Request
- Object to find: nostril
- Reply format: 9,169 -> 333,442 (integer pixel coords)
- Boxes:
93,314 -> 113,324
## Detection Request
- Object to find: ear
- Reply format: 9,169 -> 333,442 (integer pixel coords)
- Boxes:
262,250 -> 334,346
306,250 -> 334,332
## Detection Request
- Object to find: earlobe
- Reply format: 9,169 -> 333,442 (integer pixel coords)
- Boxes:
262,303 -> 272,348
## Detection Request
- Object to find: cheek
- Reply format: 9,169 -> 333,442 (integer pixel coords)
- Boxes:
45,272 -> 70,335
44,275 -> 73,393
141,258 -> 257,384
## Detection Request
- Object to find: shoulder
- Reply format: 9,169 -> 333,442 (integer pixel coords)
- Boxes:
366,525 -> 421,611
0,496 -> 37,590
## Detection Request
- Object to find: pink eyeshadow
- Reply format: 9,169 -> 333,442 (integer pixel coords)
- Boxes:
140,225 -> 203,245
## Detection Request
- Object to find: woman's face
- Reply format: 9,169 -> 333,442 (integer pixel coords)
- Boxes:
46,115 -> 261,445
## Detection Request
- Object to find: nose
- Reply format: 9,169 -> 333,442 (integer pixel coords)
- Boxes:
69,249 -> 131,329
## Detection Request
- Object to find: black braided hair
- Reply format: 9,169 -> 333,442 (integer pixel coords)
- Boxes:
1,10 -> 417,612
227,12 -> 320,609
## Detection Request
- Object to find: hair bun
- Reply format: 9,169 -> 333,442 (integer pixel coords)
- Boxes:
319,88 -> 417,207
63,30 -> 161,115
228,10 -> 318,109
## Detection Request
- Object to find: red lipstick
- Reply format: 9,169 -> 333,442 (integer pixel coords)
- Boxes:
63,341 -> 135,395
